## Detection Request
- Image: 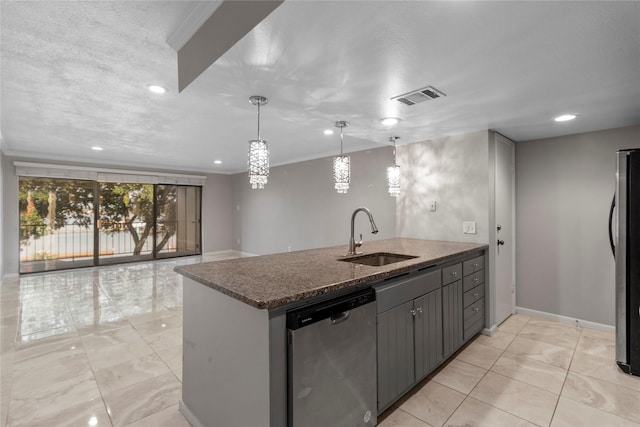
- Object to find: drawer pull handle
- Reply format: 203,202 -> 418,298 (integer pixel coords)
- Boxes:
452,271 -> 458,277
473,307 -> 480,312
473,277 -> 479,283
473,293 -> 479,298
416,307 -> 423,314
473,263 -> 479,268
410,309 -> 416,316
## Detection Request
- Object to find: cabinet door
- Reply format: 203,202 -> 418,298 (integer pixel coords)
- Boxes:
442,281 -> 463,359
377,300 -> 415,412
414,289 -> 443,381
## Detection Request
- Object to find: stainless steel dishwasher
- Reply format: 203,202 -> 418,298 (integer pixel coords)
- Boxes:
286,287 -> 377,427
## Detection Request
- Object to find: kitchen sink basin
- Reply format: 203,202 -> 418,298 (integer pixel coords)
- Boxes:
340,252 -> 418,267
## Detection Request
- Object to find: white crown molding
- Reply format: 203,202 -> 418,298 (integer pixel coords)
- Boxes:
3,149 -> 234,175
167,1 -> 223,52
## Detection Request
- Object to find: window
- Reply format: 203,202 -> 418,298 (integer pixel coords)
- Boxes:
19,177 -> 202,273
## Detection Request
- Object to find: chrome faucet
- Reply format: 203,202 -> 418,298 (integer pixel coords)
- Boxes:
348,207 -> 379,255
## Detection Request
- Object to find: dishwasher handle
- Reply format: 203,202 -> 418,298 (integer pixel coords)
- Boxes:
331,311 -> 350,324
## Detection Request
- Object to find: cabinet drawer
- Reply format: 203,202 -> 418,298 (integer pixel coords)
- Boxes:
463,255 -> 485,276
464,298 -> 484,324
463,270 -> 484,292
376,270 -> 441,314
442,264 -> 462,286
464,317 -> 484,341
463,284 -> 485,308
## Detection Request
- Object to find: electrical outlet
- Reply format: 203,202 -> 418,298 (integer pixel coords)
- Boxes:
429,201 -> 437,212
463,221 -> 477,234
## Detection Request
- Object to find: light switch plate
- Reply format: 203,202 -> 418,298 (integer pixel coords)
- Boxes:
463,221 -> 477,234
429,201 -> 437,212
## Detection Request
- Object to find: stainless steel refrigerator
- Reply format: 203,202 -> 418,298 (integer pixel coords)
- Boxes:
613,149 -> 640,375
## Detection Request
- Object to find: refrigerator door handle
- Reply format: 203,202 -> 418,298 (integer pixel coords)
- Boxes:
609,193 -> 616,258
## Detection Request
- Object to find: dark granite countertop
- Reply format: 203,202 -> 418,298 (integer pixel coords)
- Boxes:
174,238 -> 488,310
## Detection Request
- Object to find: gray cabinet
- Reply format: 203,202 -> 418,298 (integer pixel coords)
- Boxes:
375,251 -> 486,413
377,300 -> 414,411
375,270 -> 442,412
462,255 -> 486,341
442,280 -> 463,359
414,289 -> 443,380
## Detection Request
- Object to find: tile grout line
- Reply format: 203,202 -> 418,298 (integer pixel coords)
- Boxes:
440,331 -> 507,427
77,296 -> 116,427
468,315 -> 562,426
541,321 -> 581,426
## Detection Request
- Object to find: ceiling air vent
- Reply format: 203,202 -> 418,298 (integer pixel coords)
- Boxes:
392,86 -> 446,106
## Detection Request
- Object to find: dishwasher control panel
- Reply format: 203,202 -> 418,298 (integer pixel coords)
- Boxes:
286,288 -> 375,330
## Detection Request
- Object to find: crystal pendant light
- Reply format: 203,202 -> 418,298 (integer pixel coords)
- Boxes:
248,95 -> 269,189
387,136 -> 401,197
333,121 -> 350,194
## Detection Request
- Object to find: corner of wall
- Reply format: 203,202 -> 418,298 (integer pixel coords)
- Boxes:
395,130 -> 491,244
0,146 -> 4,280
201,173 -> 234,252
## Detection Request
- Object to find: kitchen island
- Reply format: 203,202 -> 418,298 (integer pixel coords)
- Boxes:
175,238 -> 487,427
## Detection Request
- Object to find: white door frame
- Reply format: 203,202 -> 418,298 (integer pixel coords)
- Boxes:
495,132 -> 516,322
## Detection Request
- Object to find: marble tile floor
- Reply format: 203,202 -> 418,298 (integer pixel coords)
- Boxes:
0,251 -> 248,427
379,314 -> 640,427
1,254 -> 638,427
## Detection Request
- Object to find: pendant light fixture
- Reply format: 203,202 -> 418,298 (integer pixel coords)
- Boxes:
248,95 -> 269,189
333,121 -> 350,194
387,136 -> 401,197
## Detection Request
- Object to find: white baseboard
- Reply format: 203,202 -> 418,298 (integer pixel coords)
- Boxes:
516,306 -> 614,332
202,250 -> 257,257
2,273 -> 19,281
482,324 -> 498,336
179,401 -> 206,427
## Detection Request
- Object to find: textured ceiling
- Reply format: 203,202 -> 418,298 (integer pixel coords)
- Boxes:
1,1 -> 639,174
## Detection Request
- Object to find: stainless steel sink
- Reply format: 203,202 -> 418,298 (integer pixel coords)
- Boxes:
340,252 -> 418,267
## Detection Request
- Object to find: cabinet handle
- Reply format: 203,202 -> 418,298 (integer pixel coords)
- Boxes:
416,307 -> 423,314
409,309 -> 417,316
473,307 -> 480,312
473,293 -> 479,298
452,271 -> 458,277
473,263 -> 479,268
473,277 -> 479,283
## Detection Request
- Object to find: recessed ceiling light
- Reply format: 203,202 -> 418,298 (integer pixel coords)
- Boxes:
213,160 -> 222,164
380,117 -> 401,126
324,129 -> 334,135
91,146 -> 103,151
147,84 -> 167,94
554,114 -> 576,122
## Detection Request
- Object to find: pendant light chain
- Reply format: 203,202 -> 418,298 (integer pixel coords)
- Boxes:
340,124 -> 344,157
257,101 -> 261,140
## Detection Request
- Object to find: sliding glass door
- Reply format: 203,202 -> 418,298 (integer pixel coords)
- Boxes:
97,182 -> 155,265
156,185 -> 201,259
19,177 -> 96,273
19,178 -> 202,273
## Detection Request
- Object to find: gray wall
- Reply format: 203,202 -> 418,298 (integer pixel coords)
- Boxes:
396,130 -> 490,244
201,172 -> 233,253
1,154 -> 18,276
231,147 -> 396,255
516,125 -> 640,326
0,156 -> 233,275
0,148 -> 4,278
